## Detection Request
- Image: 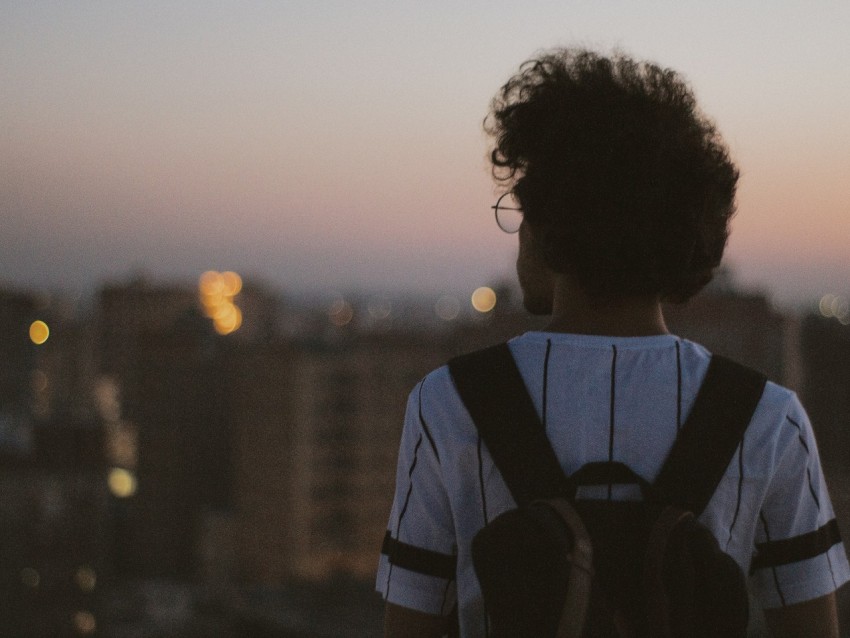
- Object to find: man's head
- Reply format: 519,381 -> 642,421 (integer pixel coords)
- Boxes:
486,49 -> 739,306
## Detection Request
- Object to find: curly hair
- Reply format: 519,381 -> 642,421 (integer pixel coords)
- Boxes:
485,49 -> 739,302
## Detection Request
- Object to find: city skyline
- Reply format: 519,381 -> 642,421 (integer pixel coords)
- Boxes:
3,2 -> 849,308
3,265 -> 849,634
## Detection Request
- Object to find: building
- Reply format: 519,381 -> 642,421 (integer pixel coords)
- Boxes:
96,277 -> 199,378
224,289 -> 540,585
0,418 -> 110,638
665,288 -> 795,388
0,288 -> 39,454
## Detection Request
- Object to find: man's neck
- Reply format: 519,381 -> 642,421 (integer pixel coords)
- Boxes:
544,275 -> 669,337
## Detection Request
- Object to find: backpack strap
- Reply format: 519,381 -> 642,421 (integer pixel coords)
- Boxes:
448,342 -> 568,508
652,354 -> 767,516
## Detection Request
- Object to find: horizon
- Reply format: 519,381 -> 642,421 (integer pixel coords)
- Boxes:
2,263 -> 838,322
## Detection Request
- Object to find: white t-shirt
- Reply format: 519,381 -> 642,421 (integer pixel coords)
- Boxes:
376,332 -> 850,637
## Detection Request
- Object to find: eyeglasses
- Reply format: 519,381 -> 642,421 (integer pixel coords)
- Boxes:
491,192 -> 523,234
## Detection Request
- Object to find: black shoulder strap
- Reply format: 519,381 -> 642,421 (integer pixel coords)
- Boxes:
652,354 -> 767,515
448,342 -> 567,508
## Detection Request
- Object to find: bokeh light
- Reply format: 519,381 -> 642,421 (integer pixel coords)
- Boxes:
471,287 -> 497,313
108,467 -> 137,498
367,297 -> 392,320
199,271 -> 243,335
221,271 -> 243,296
199,270 -> 224,297
830,296 -> 849,320
72,611 -> 96,635
29,320 -> 50,345
819,293 -> 849,323
213,305 -> 243,335
329,299 -> 354,327
75,566 -> 97,592
435,295 -> 460,321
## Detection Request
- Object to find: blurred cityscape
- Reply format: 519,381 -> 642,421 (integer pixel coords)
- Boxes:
1,271 -> 849,637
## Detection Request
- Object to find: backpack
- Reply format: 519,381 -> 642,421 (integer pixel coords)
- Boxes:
448,343 -> 767,638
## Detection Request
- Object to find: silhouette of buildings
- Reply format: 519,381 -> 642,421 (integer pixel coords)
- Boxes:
0,290 -> 37,402
799,314 -> 850,630
0,419 -> 109,637
665,287 -> 797,388
2,276 -> 849,636
0,287 -> 111,636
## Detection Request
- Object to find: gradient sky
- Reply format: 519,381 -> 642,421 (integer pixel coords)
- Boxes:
2,1 -> 849,307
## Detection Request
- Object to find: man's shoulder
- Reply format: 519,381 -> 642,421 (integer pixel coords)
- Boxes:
746,378 -> 808,451
419,337 -> 527,392
411,342 -> 525,445
418,362 -> 455,399
412,360 -> 462,420
418,336 -> 534,395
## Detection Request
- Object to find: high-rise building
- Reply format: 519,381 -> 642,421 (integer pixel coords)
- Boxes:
0,416 -> 110,637
0,288 -> 39,454
94,277 -> 233,577
222,332 -> 450,584
799,314 -> 850,630
221,292 -> 541,585
96,277 -> 199,378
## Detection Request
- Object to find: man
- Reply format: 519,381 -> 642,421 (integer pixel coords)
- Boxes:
376,48 -> 849,637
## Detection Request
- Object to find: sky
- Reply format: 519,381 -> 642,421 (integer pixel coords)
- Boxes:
2,1 -> 849,308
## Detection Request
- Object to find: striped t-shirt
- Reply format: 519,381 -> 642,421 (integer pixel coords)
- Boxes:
376,332 -> 850,637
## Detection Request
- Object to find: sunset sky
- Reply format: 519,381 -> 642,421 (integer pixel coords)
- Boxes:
2,1 -> 849,307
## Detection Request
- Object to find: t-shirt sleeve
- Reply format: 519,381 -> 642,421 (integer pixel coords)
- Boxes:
375,379 -> 457,616
750,395 -> 850,609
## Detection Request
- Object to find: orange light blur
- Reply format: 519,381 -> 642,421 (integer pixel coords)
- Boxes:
471,287 -> 497,313
221,271 -> 243,296
214,305 -> 242,335
199,271 -> 243,335
29,320 -> 50,345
